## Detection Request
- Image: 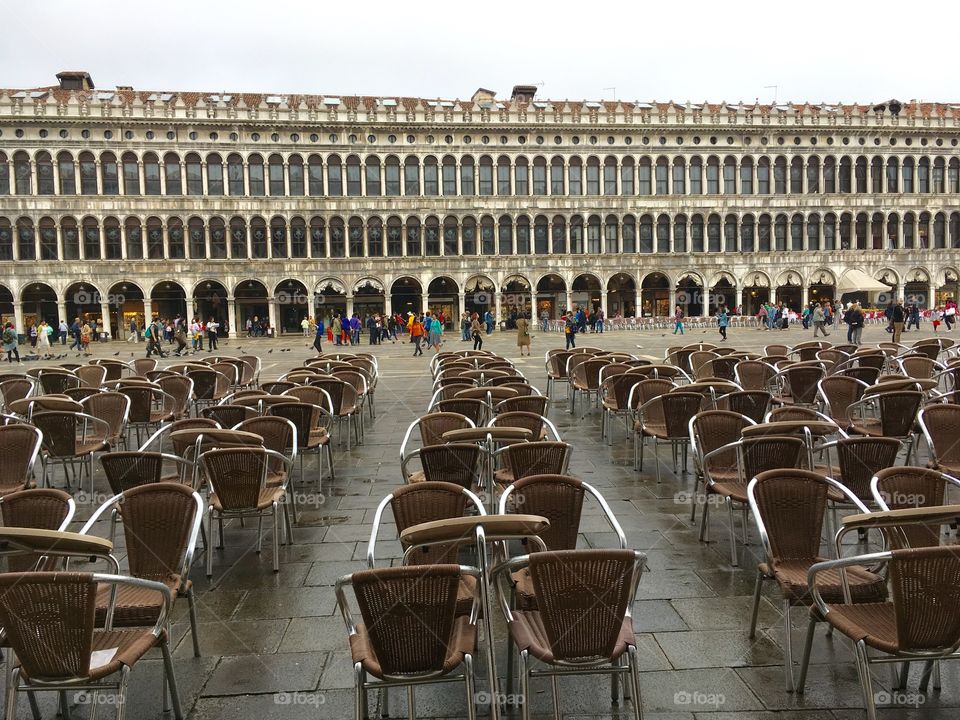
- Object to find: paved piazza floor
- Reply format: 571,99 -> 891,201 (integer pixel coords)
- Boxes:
8,320 -> 960,719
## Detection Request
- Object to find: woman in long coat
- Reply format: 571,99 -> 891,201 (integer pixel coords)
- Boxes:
516,313 -> 531,356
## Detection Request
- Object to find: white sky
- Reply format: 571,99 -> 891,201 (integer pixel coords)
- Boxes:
4,0 -> 958,104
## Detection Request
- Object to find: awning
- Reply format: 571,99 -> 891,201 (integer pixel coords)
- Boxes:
837,269 -> 890,293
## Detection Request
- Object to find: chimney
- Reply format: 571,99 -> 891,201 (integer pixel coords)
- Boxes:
511,85 -> 537,103
56,71 -> 95,91
471,87 -> 496,104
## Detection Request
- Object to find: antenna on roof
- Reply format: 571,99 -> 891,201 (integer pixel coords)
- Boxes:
602,87 -> 617,100
764,85 -> 778,104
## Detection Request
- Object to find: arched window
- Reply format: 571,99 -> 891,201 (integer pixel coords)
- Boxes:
497,156 -> 511,195
164,152 -> 182,195
586,214 -> 600,253
586,157 -> 600,195
288,155 -> 304,196
839,157 -> 852,193
442,156 -> 456,195
823,157 -> 836,193
550,156 -> 565,195
722,156 -> 736,194
516,215 -> 531,254
348,217 -> 363,257
125,217 -> 142,259
185,153 -> 203,195
949,158 -> 960,193
167,217 -> 185,258
82,217 -> 101,259
248,154 -> 265,196
210,217 -> 228,258
424,216 -> 439,256
424,156 -> 439,195
480,215 -> 495,254
934,212 -> 946,248
741,214 -> 755,252
308,155 -> 324,195
145,217 -> 163,259
806,156 -> 820,193
463,216 -> 477,255
34,152 -> 53,195
902,157 -> 914,193
886,157 -> 898,193
227,154 -> 244,195
345,155 -> 361,196
886,213 -> 899,250
706,157 -> 720,194
250,216 -> 268,257
917,212 -> 930,248
309,216 -> 325,257
532,157 -> 547,195
271,216 -> 288,258
57,152 -> 76,194
498,215 -> 513,254
387,216 -> 403,256
655,157 -> 669,195
757,214 -> 771,252
623,214 -> 637,253
689,157 -> 702,194
17,217 -> 35,260
855,157 -> 867,193
551,215 -> 566,254
790,213 -> 804,251
789,157 -> 803,193
638,157 -> 652,195
384,156 -> 400,195
604,215 -> 619,254
404,156 -> 420,195
79,151 -> 97,195
656,214 -> 670,253
671,214 -> 685,253
568,158 -> 583,195
774,157 -> 787,194
723,213 -> 737,252
707,213 -> 721,252
406,216 -> 422,256
13,152 -> 31,195
100,152 -> 119,195
690,214 -> 704,252
855,213 -> 868,250
207,153 -> 224,195
951,211 -> 960,248
603,157 -> 617,195
917,157 -> 930,193
443,216 -> 458,255
671,157 -> 685,194
620,157 -> 634,195
639,214 -> 653,253
514,156 -> 529,195
870,156 -> 883,193
0,152 -> 8,194
570,215 -> 584,253
460,156 -> 475,195
823,213 -> 836,250
534,215 -> 549,254
933,157 -> 946,193
740,157 -> 753,194
478,156 -> 494,196
903,212 -> 915,249
327,155 -> 343,196
365,157 -> 381,196
807,213 -> 821,250
774,214 -> 788,251
188,217 -> 206,258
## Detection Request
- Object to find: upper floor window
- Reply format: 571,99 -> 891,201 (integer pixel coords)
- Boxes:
164,153 -> 182,195
248,154 -> 265,196
79,152 -> 97,195
269,154 -> 285,195
123,152 -> 140,195
186,154 -> 203,195
207,154 -> 224,195
36,152 -> 54,195
227,154 -> 245,195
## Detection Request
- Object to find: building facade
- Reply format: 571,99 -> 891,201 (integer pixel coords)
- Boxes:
1,72 -> 959,336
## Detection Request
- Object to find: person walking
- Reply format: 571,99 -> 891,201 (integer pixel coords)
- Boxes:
207,317 -> 219,351
173,323 -> 188,356
79,321 -> 91,356
68,317 -> 81,352
563,311 -> 577,349
128,318 -> 138,343
461,311 -> 471,342
843,303 -> 855,343
812,303 -> 829,337
932,307 -> 943,334
516,312 -> 531,356
673,305 -> 685,335
37,321 -> 53,359
2,323 -> 20,364
428,313 -> 443,352
312,316 -> 325,355
58,319 -> 68,345
891,300 -> 905,344
540,309 -> 550,333
716,305 -> 729,342
411,315 -> 424,356
595,308 -> 605,333
906,303 -> 921,331
300,317 -> 310,337
332,315 -> 342,346
471,312 -> 484,351
944,299 -> 956,331
27,322 -> 37,350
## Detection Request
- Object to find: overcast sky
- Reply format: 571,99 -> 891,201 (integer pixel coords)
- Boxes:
4,0 -> 957,104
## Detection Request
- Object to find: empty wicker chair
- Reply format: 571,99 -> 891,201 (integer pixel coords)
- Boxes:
235,415 -> 299,518
32,410 -> 110,494
187,367 -> 231,414
493,440 -> 571,490
688,410 -> 756,523
490,411 -> 559,444
872,465 -> 960,517
199,446 -> 292,575
801,545 -> 960,718
157,374 -> 194,420
100,450 -> 195,493
717,390 -> 771,424
600,373 -> 642,444
847,390 -> 923,460
817,375 -> 869,428
570,358 -> 608,417
75,363 -> 108,389
0,571 -> 184,719
819,436 -> 902,509
0,377 -> 36,412
312,377 -> 361,449
82,482 -> 204,657
267,401 -> 335,486
689,350 -> 719,379
771,364 -> 826,407
0,423 -> 43,496
898,354 -> 942,380
764,344 -> 791,357
202,403 -> 258,428
704,356 -> 739,382
138,417 -> 219,454
336,563 -> 482,720
918,404 -> 960,475
132,357 -> 159,375
492,549 -> 646,720
494,394 -> 548,418
435,398 -> 489,426
91,358 -> 130,382
635,392 -> 701,482
120,384 -> 177,446
238,355 -> 262,387
746,469 -> 887,692
401,443 -> 484,491
400,412 -> 475,463
81,391 -> 131,451
37,368 -> 80,395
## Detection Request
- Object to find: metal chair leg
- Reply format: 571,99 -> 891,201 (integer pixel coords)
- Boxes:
783,600 -> 795,692
748,570 -> 763,639
796,615 -> 818,693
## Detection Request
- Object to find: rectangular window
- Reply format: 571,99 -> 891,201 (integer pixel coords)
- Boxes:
308,163 -> 324,195
272,230 -> 287,258
37,164 -> 55,195
918,163 -> 929,193
0,162 -> 8,194
638,164 -> 651,195
190,230 -> 206,258
706,164 -> 719,194
739,164 -> 752,194
443,227 -> 457,255
126,230 -> 142,259
289,164 -> 304,195
587,224 -> 601,253
442,164 -> 456,195
673,223 -> 686,253
824,162 -> 836,193
366,164 -> 381,196
570,224 -> 583,253
248,165 -> 265,196
228,163 -> 244,195
84,231 -> 101,259
550,164 -> 564,194
774,163 -> 787,194
568,165 -> 582,195
933,165 -> 945,193
80,160 -> 97,194
758,164 -> 770,194
424,227 -> 439,256
497,164 -> 511,195
251,229 -> 267,258
310,227 -> 324,257
604,223 -> 617,253
672,164 -> 684,194
498,225 -> 512,254
187,163 -> 203,195
165,162 -> 182,195
387,227 -> 402,256
327,164 -> 342,196
207,163 -> 223,195
902,164 -> 913,193
622,224 -> 636,253
385,164 -> 400,195
534,224 -> 548,254
146,229 -> 163,259
604,164 -> 617,195
346,163 -> 361,196
515,164 -> 529,195
723,163 -> 736,194
621,165 -> 634,194
424,164 -> 439,195
105,230 -> 122,259
807,164 -> 820,193
516,224 -> 530,254
855,161 -> 867,193
19,232 -> 35,260
460,164 -> 475,195
886,164 -> 898,193
586,164 -> 600,195
689,164 -> 702,194
791,163 -> 804,193
655,164 -> 669,195
145,163 -> 161,195
404,164 -> 419,195
478,164 -> 493,196
58,160 -> 75,194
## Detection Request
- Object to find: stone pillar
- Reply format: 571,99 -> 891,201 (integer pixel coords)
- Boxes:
669,287 -> 677,316
421,293 -> 429,317
94,161 -> 103,195
458,292 -> 466,322
143,299 -> 153,324
345,294 -> 354,319
138,161 -> 145,195
227,296 -> 237,338
13,302 -> 23,337
100,300 -> 112,341
928,282 -> 937,310
565,292 -> 574,315
52,160 -> 60,195
56,301 -> 67,328
267,298 -> 278,337
801,285 -> 809,308
599,291 -> 608,325
185,296 -> 195,323
494,293 -> 502,331
283,163 -> 290,196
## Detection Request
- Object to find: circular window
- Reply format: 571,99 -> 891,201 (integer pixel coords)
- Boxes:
889,138 -> 897,146
348,134 -> 358,143
658,136 -> 666,145
328,133 -> 338,143
406,134 -> 415,143
463,135 -> 472,144
709,136 -> 717,144
842,137 -> 850,145
553,136 -> 562,144
167,131 -> 175,140
290,133 -> 299,142
536,136 -> 544,145
858,138 -> 866,145
209,132 -> 218,141
743,136 -> 751,145
641,136 -> 650,145
443,135 -> 451,144
607,136 -> 615,144
624,137 -> 633,145
727,136 -> 735,144
426,135 -> 435,144
59,129 -> 68,139
146,131 -> 155,140
230,132 -> 239,141
589,135 -> 597,145
826,137 -> 834,145
873,138 -> 880,145
952,139 -> 958,147
14,129 -> 24,138
81,129 -> 90,139
310,133 -> 319,142
809,137 -> 817,145
367,134 -> 376,143
759,136 -> 767,145
500,135 -> 508,144
572,136 -> 580,145
936,138 -> 944,146
251,132 -> 260,141
481,135 -> 490,144
270,132 -> 280,141
920,138 -> 928,146
518,135 -> 526,144
188,131 -> 197,141
39,129 -> 48,138
777,137 -> 785,145
905,138 -> 912,146
676,136 -> 684,145
693,136 -> 701,145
